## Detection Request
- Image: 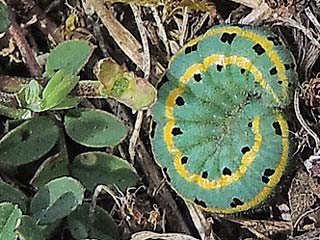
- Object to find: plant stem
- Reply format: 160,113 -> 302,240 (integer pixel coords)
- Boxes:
8,14 -> 42,76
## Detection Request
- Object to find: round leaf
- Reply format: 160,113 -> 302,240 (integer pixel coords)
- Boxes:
16,216 -> 45,240
30,176 -> 85,225
67,203 -> 120,240
65,109 -> 128,147
44,40 -> 94,78
0,116 -> 59,166
71,152 -> 138,191
30,153 -> 69,188
0,181 -> 27,213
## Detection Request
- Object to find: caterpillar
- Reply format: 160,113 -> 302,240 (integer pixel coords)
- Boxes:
151,25 -> 297,213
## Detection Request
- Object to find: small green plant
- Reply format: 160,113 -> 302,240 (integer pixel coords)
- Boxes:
0,39 -> 142,239
18,40 -> 94,113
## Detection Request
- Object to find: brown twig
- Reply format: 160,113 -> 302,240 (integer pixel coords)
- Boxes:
7,11 -> 42,77
0,76 -> 106,101
87,0 -> 144,70
5,0 -> 61,43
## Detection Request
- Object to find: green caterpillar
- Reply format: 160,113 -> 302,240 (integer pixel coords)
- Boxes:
152,25 -> 297,213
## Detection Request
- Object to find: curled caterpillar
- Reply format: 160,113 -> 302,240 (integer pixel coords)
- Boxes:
151,25 -> 297,213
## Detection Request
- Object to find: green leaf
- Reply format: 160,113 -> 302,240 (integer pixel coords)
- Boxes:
0,180 -> 27,213
0,202 -> 22,240
0,116 -> 59,166
30,176 -> 85,225
30,153 -> 69,188
65,109 -> 128,148
0,2 -> 10,33
71,152 -> 138,191
18,79 -> 43,112
67,203 -> 120,240
44,40 -> 94,78
41,70 -> 79,111
50,96 -> 81,110
24,79 -> 42,105
16,215 -> 45,240
0,104 -> 31,119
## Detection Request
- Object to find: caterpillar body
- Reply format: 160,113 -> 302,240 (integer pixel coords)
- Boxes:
152,25 -> 297,213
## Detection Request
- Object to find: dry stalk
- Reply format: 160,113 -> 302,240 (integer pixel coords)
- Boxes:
7,12 -> 42,76
294,89 -> 320,153
87,0 -> 144,70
